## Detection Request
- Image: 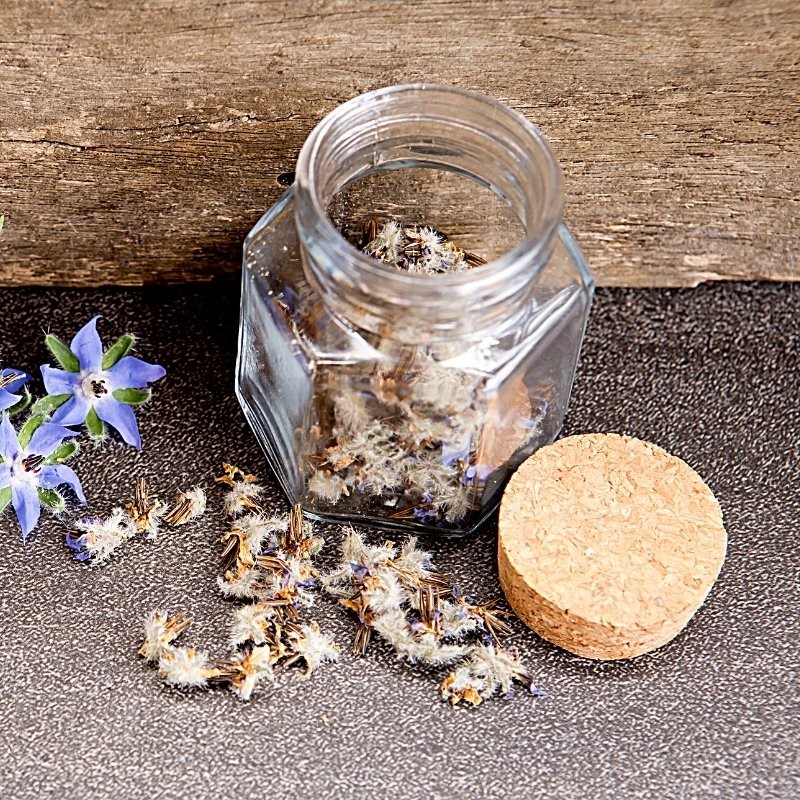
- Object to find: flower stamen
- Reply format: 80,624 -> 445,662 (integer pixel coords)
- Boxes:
21,453 -> 45,472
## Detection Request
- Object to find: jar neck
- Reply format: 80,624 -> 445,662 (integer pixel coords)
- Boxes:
295,84 -> 563,345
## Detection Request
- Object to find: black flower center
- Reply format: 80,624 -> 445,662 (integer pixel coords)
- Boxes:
21,454 -> 45,473
90,379 -> 107,397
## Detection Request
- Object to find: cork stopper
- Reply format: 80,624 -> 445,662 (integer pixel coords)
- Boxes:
498,433 -> 727,660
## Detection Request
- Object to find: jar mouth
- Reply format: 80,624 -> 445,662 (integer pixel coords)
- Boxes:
294,84 -> 564,341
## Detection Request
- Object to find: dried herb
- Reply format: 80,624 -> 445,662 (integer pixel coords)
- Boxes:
125,477 -> 165,538
66,478 -> 206,564
322,527 -> 544,705
140,465 -> 338,702
302,220 -> 546,527
363,220 -> 486,275
163,486 -> 206,526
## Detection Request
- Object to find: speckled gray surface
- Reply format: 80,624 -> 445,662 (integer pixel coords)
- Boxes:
0,281 -> 797,800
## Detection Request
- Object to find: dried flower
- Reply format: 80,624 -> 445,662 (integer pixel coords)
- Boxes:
322,527 -> 542,705
228,603 -> 278,646
307,469 -> 347,503
217,567 -> 264,599
0,412 -> 84,539
215,463 -> 258,489
39,316 -> 166,448
125,478 -> 166,539
364,219 -> 403,262
163,486 -> 206,526
159,646 -> 221,689
138,610 -> 193,662
222,480 -> 264,517
363,221 -> 484,276
440,645 -> 542,706
284,621 -> 340,676
66,507 -> 135,563
221,645 -> 276,701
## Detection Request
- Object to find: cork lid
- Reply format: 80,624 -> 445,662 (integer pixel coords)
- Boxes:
498,433 -> 727,660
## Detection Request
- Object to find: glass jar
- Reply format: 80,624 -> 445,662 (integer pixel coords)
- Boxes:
236,84 -> 593,536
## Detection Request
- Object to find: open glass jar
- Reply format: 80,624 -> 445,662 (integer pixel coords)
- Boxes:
237,84 -> 593,536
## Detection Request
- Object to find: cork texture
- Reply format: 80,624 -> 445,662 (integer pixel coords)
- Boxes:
0,281 -> 796,800
498,434 -> 727,659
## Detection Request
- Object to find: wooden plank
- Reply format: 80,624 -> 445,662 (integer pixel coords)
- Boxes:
0,0 -> 797,287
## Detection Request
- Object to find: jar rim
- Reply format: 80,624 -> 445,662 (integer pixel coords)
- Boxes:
295,83 -> 563,292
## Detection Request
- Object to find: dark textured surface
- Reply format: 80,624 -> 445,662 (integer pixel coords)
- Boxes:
0,281 -> 797,800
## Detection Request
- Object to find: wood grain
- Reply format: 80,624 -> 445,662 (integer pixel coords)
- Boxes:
1,0 -> 797,287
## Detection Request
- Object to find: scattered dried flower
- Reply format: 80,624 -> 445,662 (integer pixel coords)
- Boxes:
228,603 -> 278,646
66,507 -> 135,563
222,479 -> 264,517
138,610 -> 193,662
125,478 -> 166,539
323,527 -> 542,706
440,644 -> 544,706
143,468 -> 338,702
221,644 -> 276,701
217,566 -> 264,599
284,621 -> 340,676
159,646 -> 222,689
163,486 -> 206,526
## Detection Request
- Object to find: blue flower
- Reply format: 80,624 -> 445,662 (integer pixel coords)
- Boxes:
0,412 -> 85,539
65,530 -> 92,562
0,368 -> 31,414
39,316 -> 166,449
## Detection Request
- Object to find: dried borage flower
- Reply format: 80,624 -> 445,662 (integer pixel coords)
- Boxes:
138,464 -> 539,707
38,315 -> 166,449
301,221 -> 548,528
322,527 -> 544,706
139,467 -> 338,702
65,478 -> 207,564
362,219 -> 486,275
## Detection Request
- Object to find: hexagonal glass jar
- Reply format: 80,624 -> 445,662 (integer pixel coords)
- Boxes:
237,84 -> 593,536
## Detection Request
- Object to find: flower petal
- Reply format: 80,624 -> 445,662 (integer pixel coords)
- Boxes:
26,422 -> 77,457
1,368 -> 31,395
0,462 -> 11,486
0,413 -> 20,461
70,316 -> 103,372
51,395 -> 91,426
95,397 -> 141,449
39,464 -> 86,504
40,364 -> 81,396
12,482 -> 41,539
0,389 -> 21,413
106,356 -> 166,390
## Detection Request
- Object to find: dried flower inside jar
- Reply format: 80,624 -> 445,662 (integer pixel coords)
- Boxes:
301,221 -> 548,527
237,84 -> 593,535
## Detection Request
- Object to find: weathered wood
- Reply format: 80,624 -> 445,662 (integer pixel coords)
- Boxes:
1,0 -> 797,287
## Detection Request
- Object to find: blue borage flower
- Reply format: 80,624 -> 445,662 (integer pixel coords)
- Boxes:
38,316 -> 166,449
0,412 -> 84,539
0,368 -> 32,415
